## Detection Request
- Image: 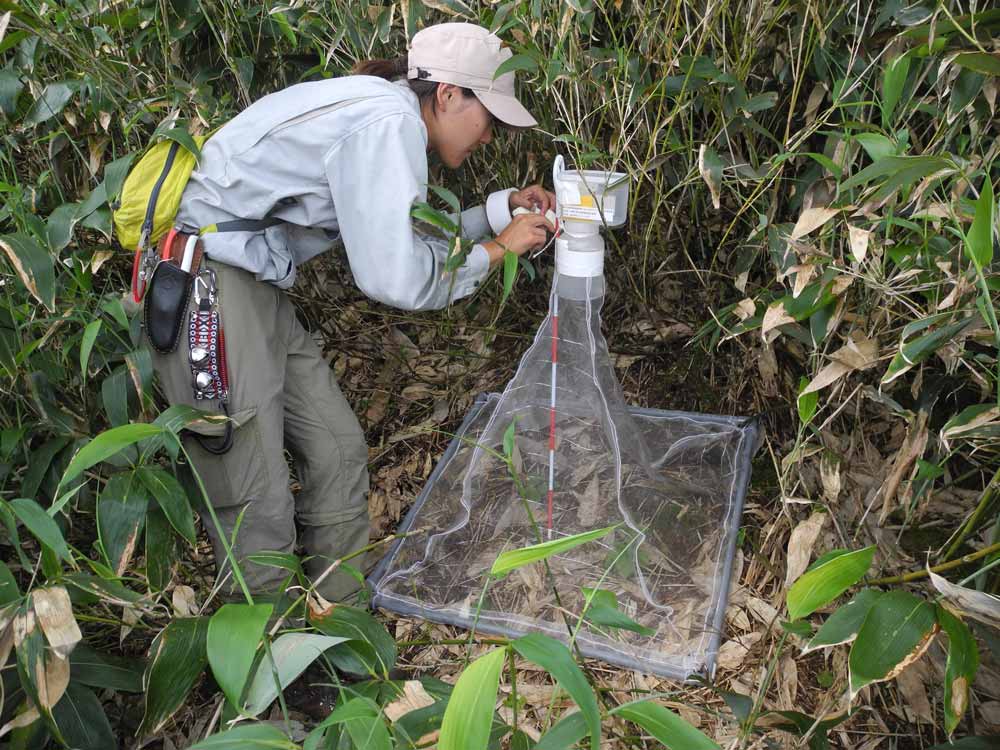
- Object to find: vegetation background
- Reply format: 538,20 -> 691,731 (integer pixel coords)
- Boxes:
0,0 -> 999,748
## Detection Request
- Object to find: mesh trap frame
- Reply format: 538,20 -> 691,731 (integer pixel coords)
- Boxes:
369,393 -> 758,681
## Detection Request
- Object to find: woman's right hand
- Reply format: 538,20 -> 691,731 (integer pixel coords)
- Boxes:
483,213 -> 555,265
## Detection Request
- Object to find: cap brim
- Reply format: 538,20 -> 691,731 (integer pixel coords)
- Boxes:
474,89 -> 538,128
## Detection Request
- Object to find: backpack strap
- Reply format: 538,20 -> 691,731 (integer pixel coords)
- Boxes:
198,217 -> 284,235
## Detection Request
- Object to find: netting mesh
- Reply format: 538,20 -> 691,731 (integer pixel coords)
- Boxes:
371,274 -> 757,679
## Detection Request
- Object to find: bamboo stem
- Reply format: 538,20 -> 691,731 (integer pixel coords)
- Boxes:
869,540 -> 1000,585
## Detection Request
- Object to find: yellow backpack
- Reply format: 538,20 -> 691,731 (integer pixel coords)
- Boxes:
112,135 -> 209,251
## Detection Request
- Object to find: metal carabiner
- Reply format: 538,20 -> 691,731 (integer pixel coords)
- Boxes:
193,268 -> 217,306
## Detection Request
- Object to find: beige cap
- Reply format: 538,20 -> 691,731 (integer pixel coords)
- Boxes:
407,23 -> 538,128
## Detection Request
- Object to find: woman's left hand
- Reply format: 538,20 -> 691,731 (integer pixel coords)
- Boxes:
510,184 -> 557,215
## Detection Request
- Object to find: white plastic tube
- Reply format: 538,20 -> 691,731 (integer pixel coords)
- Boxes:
180,234 -> 198,272
555,238 -> 604,277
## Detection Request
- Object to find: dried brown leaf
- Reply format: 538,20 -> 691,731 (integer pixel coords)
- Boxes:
31,587 -> 81,659
34,651 -> 70,710
91,249 -> 115,275
13,609 -> 36,648
761,302 -> 795,340
384,681 -> 436,723
791,264 -> 818,298
171,585 -> 197,617
0,237 -> 46,310
698,144 -> 722,210
930,570 -> 1000,626
0,707 -> 40,739
734,298 -> 756,321
848,225 -> 871,264
821,451 -> 842,503
785,512 -> 827,587
804,83 -> 826,126
879,412 -> 929,524
896,663 -> 934,724
790,207 -> 839,241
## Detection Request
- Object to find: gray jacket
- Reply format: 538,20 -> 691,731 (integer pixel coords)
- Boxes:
176,76 -> 516,310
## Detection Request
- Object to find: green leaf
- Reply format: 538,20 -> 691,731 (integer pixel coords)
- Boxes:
937,605 -> 979,736
964,175 -> 995,270
61,423 -> 162,486
743,91 -> 778,113
0,69 -> 24,115
307,696 -> 391,750
500,250 -> 519,309
207,603 -> 274,710
344,712 -> 393,750
438,647 -> 506,750
52,683 -> 116,750
494,53 -> 537,79
139,617 -> 209,738
243,633 -> 350,717
23,81 -> 76,126
801,152 -> 842,177
534,711 -> 589,750
103,152 -> 136,203
63,572 -> 143,605
950,69 -> 985,119
848,590 -> 937,698
767,709 -> 851,747
8,497 -> 70,561
411,204 -> 458,235
308,603 -> 397,678
429,184 -> 462,213
46,202 -> 79,252
69,642 -> 146,693
513,633 -> 601,750
159,127 -> 202,163
502,418 -> 516,459
611,699 -> 720,750
97,470 -> 148,575
854,133 -> 896,162
136,466 -> 196,546
189,723 -> 299,750
953,52 -> 1000,76
0,559 -> 19,605
20,436 -> 71,502
80,319 -> 102,379
881,54 -> 911,127
882,317 -> 976,384
0,232 -> 55,311
840,155 -> 951,192
720,691 -> 753,722
780,619 -> 814,637
786,546 -> 876,621
491,525 -> 617,577
581,587 -> 656,636
797,376 -> 818,425
145,505 -> 176,591
803,588 -> 883,653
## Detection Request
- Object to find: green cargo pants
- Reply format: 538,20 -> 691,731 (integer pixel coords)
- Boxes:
150,258 -> 370,601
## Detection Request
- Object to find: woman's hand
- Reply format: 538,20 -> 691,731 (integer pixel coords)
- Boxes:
510,184 -> 557,215
482,212 -> 555,265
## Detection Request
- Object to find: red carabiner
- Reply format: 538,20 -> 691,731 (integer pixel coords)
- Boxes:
131,246 -> 144,303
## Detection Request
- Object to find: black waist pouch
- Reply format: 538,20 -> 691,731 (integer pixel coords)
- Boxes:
143,261 -> 192,354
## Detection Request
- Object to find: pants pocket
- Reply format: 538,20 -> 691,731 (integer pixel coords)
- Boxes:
186,406 -> 270,510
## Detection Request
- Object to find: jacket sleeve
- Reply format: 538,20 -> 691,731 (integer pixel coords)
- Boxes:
324,112 -> 490,311
452,188 -> 516,241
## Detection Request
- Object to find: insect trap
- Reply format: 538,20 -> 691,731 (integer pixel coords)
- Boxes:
370,156 -> 759,680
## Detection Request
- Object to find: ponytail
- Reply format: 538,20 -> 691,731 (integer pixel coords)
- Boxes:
352,57 -> 407,79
